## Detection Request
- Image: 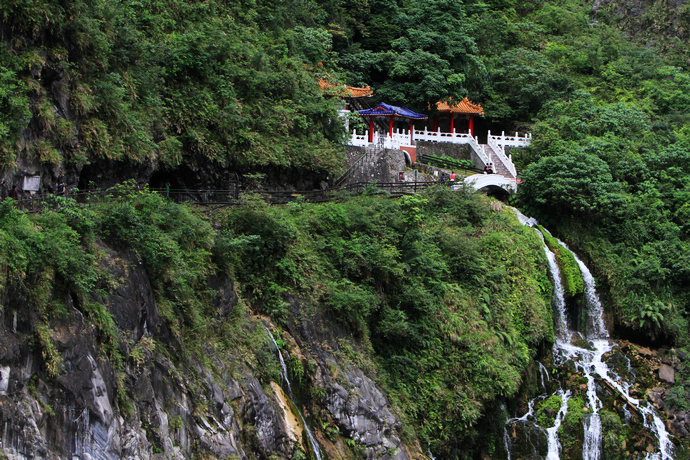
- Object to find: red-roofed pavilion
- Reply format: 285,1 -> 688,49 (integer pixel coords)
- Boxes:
318,78 -> 373,110
434,97 -> 484,135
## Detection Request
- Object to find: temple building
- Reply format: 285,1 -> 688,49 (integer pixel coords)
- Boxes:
433,97 -> 484,135
318,78 -> 373,110
357,103 -> 428,143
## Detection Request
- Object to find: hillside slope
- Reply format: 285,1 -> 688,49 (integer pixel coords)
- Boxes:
0,187 -> 554,459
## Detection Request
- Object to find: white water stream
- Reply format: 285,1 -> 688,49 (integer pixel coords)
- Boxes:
546,389 -> 571,460
538,362 -> 550,393
264,326 -> 323,460
508,210 -> 674,460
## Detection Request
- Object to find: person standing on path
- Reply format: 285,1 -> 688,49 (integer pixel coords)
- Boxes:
449,171 -> 456,186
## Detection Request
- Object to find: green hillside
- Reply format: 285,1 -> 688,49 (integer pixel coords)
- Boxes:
2,0 -> 690,457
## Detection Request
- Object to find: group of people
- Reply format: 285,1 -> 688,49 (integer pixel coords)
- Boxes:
6,181 -> 67,200
439,161 -> 495,185
439,171 -> 457,186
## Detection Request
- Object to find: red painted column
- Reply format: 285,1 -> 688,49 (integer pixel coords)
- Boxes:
389,117 -> 393,138
450,115 -> 455,134
409,120 -> 414,143
433,116 -> 438,132
469,115 -> 474,135
369,117 -> 374,143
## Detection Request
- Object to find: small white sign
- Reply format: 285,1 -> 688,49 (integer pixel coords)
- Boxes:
23,176 -> 41,191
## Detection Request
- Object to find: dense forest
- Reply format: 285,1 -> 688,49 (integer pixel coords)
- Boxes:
2,0 -> 690,458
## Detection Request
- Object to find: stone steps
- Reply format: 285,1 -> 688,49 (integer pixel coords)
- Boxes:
480,144 -> 514,178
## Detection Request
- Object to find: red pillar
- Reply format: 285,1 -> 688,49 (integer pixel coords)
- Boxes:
369,117 -> 374,143
433,116 -> 438,132
409,120 -> 414,143
469,115 -> 474,135
450,115 -> 455,134
389,117 -> 393,138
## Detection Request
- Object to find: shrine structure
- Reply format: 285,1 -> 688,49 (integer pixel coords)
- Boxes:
433,97 -> 484,136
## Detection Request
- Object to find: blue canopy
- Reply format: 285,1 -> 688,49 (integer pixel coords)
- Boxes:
358,102 -> 428,120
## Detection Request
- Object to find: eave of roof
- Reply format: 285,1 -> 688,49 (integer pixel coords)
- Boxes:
318,78 -> 373,98
358,102 -> 428,120
436,97 -> 484,115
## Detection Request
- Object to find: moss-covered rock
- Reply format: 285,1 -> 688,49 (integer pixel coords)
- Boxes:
538,225 -> 584,299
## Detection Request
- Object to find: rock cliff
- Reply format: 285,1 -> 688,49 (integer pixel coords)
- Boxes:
0,244 -> 422,460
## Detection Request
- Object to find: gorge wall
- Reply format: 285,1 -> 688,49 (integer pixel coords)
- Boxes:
0,243 -> 417,460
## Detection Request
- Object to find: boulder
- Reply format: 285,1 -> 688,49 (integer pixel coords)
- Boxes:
659,365 -> 675,383
637,346 -> 655,358
647,388 -> 665,410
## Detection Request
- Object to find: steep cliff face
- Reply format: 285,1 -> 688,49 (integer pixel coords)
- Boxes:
592,0 -> 690,62
0,183 -> 566,459
0,244 -> 419,460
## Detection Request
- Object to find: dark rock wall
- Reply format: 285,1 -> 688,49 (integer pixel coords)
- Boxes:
593,0 -> 690,59
0,245 -> 420,460
342,146 -> 407,186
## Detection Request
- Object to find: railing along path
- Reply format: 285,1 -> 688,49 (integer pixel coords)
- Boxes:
7,181 -> 440,212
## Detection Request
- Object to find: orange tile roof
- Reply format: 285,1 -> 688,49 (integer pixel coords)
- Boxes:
318,78 -> 373,98
436,97 -> 484,115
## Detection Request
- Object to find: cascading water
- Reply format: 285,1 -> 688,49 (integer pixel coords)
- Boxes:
540,233 -> 571,342
264,326 -> 324,460
538,362 -> 550,393
504,396 -> 547,459
558,240 -> 607,339
546,390 -> 571,460
507,210 -> 674,460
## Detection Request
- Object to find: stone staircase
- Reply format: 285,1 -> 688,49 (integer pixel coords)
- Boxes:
483,142 -> 516,179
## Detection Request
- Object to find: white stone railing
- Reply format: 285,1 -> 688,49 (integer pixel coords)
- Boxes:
487,136 -> 517,178
488,131 -> 532,148
348,128 -> 526,171
348,130 -> 404,149
413,127 -> 474,144
413,128 -> 488,164
349,130 -> 369,147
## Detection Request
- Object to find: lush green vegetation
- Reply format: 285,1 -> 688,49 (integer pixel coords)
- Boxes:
0,186 -> 553,457
0,0 -> 344,170
4,0 -> 690,454
216,186 -> 554,455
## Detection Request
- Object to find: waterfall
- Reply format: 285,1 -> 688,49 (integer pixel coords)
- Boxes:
265,327 -> 293,395
542,239 -> 572,343
557,240 -> 608,339
537,361 -> 550,393
582,414 -> 602,460
428,443 -> 437,460
640,405 -> 675,460
507,209 -> 674,460
505,396 -> 547,459
545,390 -> 570,460
264,326 -> 323,460
503,427 -> 512,460
622,404 -> 632,424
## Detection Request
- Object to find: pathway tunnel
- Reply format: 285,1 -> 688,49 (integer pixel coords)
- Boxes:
477,184 -> 511,201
